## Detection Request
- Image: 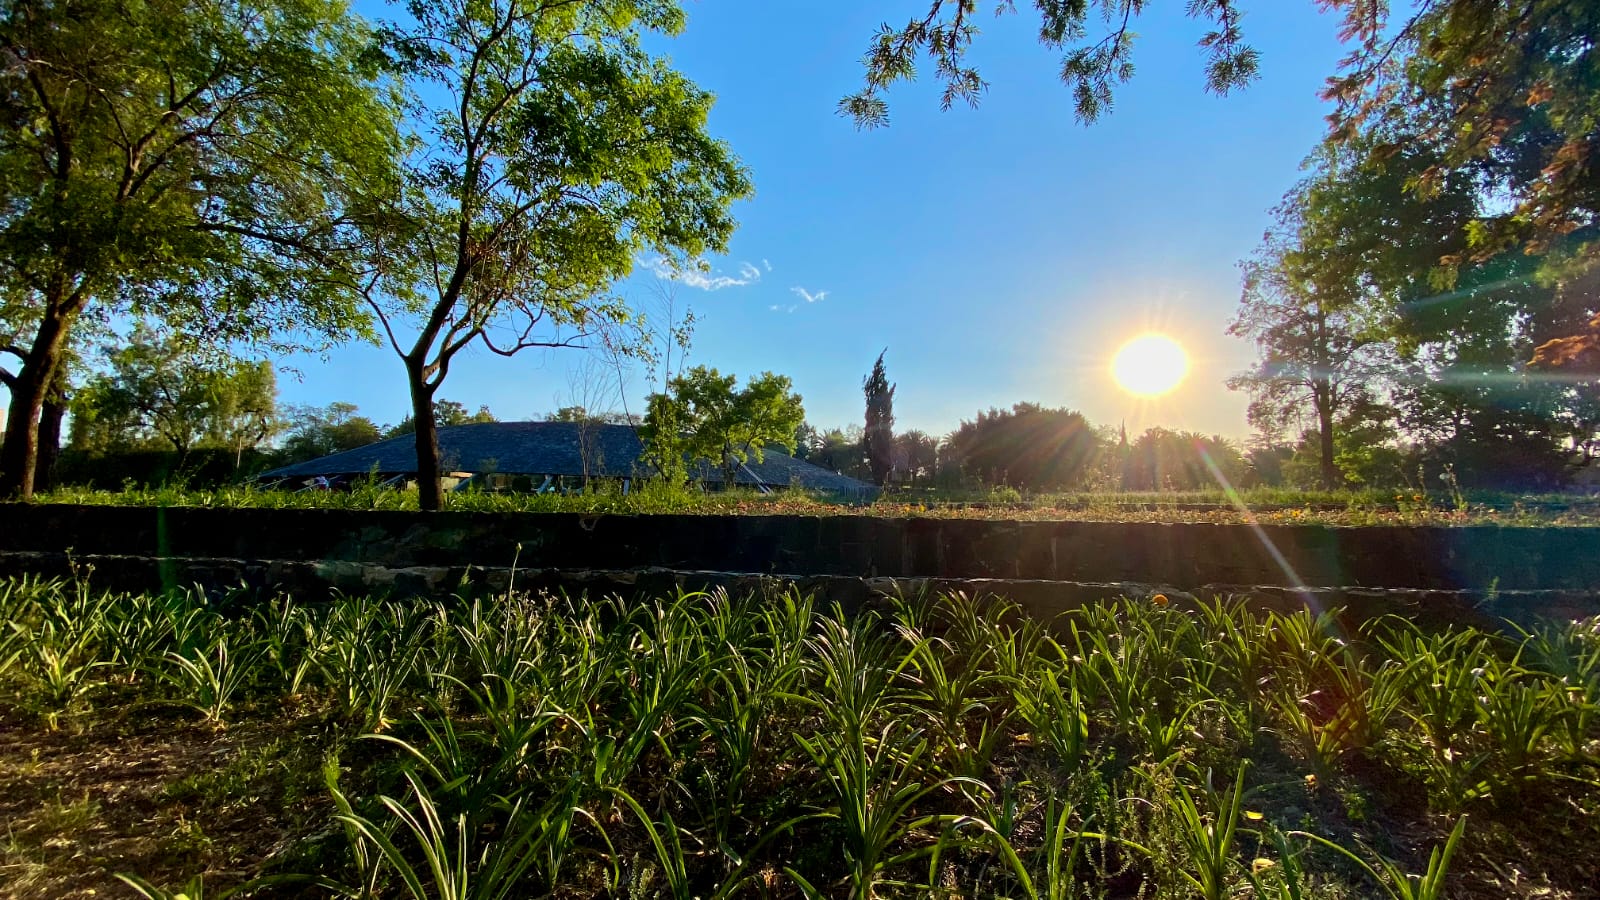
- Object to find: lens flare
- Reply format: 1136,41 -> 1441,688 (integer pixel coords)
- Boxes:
1112,333 -> 1189,397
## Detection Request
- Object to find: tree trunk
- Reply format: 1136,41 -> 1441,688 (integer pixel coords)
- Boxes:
408,368 -> 443,510
1315,380 -> 1339,489
0,392 -> 40,499
35,393 -> 66,494
0,306 -> 74,500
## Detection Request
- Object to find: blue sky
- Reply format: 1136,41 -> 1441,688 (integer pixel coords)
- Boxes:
276,1 -> 1352,441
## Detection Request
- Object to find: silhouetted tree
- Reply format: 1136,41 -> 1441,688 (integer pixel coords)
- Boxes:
862,350 -> 895,485
895,430 -> 938,486
1123,428 -> 1246,491
810,427 -> 867,480
792,422 -> 821,461
944,404 -> 1100,491
1228,175 -> 1388,488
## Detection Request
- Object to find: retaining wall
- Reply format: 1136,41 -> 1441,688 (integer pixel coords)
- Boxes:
3,504 -> 1597,589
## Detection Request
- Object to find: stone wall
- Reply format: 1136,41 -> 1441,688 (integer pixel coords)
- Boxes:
3,504 -> 1597,591
1,550 -> 1594,632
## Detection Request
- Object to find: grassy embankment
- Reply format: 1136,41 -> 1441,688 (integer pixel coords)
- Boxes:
3,576 -> 1598,898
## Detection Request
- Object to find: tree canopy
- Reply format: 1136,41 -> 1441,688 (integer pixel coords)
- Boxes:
278,402 -> 384,465
641,366 -> 805,485
386,401 -> 497,438
0,0 -> 402,497
69,330 -> 280,466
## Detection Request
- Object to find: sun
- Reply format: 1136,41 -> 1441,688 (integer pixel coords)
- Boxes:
1111,333 -> 1190,397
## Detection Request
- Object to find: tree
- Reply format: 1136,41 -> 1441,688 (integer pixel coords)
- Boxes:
895,430 -> 938,486
548,407 -> 635,426
365,0 -> 750,510
807,427 -> 867,480
1328,398 -> 1407,488
845,2 -> 1506,128
1323,1 -> 1600,361
1242,442 -> 1292,489
1532,311 -> 1600,376
278,402 -> 383,464
206,360 -> 283,470
0,0 -> 401,498
1289,100 -> 1591,488
844,0 -> 1262,127
1228,200 -> 1386,488
944,403 -> 1101,491
792,422 -> 822,461
862,350 -> 896,485
386,401 -> 497,438
1,283 -> 34,405
1123,428 -> 1246,491
69,331 -> 281,467
1327,1 -> 1599,268
641,366 -> 805,485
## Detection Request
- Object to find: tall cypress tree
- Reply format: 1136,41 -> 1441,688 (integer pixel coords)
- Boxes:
862,350 -> 896,486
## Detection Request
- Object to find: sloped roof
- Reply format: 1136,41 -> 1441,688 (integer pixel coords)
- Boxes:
260,421 -> 875,495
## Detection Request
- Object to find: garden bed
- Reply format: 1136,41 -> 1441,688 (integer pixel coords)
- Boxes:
3,576 -> 1598,898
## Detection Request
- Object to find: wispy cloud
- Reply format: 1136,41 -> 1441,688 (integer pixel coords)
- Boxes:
769,303 -> 799,314
790,286 -> 828,304
762,259 -> 772,272
645,256 -> 762,291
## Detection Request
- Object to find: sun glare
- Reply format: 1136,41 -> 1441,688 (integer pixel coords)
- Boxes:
1111,333 -> 1189,397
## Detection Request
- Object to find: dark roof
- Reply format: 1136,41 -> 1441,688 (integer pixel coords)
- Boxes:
260,421 -> 875,496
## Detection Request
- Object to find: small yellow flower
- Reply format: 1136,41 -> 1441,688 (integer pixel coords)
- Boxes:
1244,811 -> 1264,821
1151,593 -> 1169,607
1252,858 -> 1277,874
1304,773 -> 1319,789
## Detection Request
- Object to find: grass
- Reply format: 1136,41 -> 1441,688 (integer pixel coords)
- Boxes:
25,480 -> 1600,525
1,574 -> 1598,897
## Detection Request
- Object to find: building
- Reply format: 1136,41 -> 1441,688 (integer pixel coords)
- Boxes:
258,421 -> 876,498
